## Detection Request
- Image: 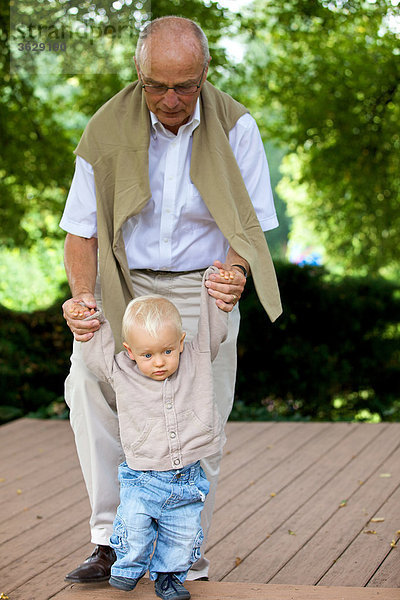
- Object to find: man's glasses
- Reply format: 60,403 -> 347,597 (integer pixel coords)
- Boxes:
140,66 -> 206,96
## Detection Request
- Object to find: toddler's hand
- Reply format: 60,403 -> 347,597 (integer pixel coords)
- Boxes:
70,302 -> 97,319
218,268 -> 236,282
205,261 -> 247,312
62,296 -> 101,341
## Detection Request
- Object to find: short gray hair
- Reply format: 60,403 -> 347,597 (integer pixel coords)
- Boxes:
136,16 -> 210,68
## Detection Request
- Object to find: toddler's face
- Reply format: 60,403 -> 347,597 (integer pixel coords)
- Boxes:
123,323 -> 185,381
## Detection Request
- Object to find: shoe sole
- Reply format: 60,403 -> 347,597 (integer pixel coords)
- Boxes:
155,590 -> 191,600
109,576 -> 138,591
64,575 -> 110,583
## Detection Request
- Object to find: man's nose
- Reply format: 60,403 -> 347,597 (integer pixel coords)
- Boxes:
162,89 -> 180,108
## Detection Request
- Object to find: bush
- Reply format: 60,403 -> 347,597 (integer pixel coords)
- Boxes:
0,282 -> 72,424
234,263 -> 400,421
1,265 -> 399,424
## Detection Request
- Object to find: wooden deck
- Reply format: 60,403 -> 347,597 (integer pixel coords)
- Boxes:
1,418 -> 400,600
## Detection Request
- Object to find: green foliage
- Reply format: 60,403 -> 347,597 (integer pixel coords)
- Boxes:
263,142 -> 291,260
0,237 -> 65,311
237,0 -> 400,275
3,0 -> 400,424
1,265 -> 399,424
1,74 -> 74,248
235,263 -> 400,421
2,0 -> 233,251
0,282 -> 72,424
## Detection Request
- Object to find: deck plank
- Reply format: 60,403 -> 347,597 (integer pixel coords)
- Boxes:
1,433 -> 76,482
50,580 -> 400,600
0,516 -> 91,596
208,423 -> 389,581
210,421 -> 351,544
215,421 -> 328,509
368,541 -> 400,589
0,449 -> 83,508
1,417 -> 50,442
319,483 -> 400,587
1,418 -> 399,600
269,431 -> 400,585
1,419 -> 73,461
8,541 -> 94,600
0,479 -> 86,545
0,496 -> 90,571
1,420 -> 71,473
218,420 -> 299,481
224,423 -> 396,584
0,466 -> 83,529
220,421 -> 275,456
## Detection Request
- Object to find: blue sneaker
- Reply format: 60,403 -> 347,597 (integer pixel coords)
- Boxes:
155,573 -> 191,600
109,575 -> 139,591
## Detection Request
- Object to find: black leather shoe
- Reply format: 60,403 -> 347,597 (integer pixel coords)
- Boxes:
65,545 -> 116,583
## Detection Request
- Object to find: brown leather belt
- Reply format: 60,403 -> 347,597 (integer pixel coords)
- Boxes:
134,268 -> 206,276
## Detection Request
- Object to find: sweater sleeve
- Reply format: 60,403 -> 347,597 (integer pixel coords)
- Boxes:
79,312 -> 117,384
193,266 -> 229,361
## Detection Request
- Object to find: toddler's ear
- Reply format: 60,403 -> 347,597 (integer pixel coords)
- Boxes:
179,331 -> 186,353
123,342 -> 136,361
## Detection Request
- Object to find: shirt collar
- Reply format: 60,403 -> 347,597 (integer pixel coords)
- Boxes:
150,98 -> 200,140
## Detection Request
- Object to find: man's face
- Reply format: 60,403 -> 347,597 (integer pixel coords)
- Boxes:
135,34 -> 209,134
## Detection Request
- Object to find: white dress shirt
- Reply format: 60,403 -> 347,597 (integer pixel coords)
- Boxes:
60,99 -> 278,271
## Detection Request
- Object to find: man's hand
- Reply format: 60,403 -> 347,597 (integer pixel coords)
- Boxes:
62,293 -> 100,341
205,260 -> 247,312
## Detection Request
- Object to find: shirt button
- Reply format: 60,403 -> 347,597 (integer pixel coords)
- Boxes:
166,403 -> 172,409
164,238 -> 169,243
170,432 -> 176,438
174,459 -> 180,465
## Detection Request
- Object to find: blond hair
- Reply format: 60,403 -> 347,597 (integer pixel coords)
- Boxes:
122,295 -> 183,341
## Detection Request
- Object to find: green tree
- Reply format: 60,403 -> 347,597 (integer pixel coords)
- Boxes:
2,0 -> 233,309
1,2 -> 74,248
239,0 -> 400,275
2,0 -> 232,249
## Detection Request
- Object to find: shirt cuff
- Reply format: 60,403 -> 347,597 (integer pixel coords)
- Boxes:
259,213 -> 279,232
59,216 -> 98,239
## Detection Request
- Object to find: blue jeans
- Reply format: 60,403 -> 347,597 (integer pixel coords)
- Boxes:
110,461 -> 210,582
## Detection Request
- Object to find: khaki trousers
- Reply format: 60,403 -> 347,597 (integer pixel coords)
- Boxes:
65,269 -> 240,579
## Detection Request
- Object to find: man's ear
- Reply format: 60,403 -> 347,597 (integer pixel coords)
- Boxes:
204,56 -> 211,80
134,56 -> 140,80
123,341 -> 136,361
199,57 -> 211,91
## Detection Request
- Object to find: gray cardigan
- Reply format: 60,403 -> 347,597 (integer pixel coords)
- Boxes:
81,267 -> 228,471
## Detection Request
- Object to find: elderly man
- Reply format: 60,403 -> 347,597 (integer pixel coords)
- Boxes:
60,16 -> 281,585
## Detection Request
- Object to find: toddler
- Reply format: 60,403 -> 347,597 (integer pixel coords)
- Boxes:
77,266 -> 232,599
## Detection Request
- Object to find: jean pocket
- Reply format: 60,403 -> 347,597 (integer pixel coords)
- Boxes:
110,514 -> 129,555
190,529 -> 204,564
190,467 -> 210,503
119,463 -> 149,486
197,468 -> 210,499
